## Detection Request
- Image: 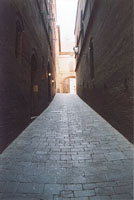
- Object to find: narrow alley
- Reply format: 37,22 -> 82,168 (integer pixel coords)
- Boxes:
0,94 -> 133,200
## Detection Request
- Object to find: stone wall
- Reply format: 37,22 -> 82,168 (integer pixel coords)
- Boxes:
75,0 -> 133,142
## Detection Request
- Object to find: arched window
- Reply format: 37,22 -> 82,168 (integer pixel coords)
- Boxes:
81,10 -> 84,41
89,37 -> 94,80
31,54 -> 37,72
15,20 -> 23,58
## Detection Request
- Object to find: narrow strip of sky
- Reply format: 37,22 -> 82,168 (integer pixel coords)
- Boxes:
56,0 -> 78,52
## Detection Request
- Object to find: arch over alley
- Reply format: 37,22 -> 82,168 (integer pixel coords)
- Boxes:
61,75 -> 76,93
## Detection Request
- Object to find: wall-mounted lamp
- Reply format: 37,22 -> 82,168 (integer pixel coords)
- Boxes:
73,46 -> 79,54
48,73 -> 51,77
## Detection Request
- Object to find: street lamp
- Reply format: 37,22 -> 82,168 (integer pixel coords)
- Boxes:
48,73 -> 51,77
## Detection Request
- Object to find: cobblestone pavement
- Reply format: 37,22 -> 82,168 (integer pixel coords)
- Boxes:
0,94 -> 133,200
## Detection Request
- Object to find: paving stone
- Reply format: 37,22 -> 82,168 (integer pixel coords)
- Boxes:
111,194 -> 132,199
0,172 -> 17,182
74,190 -> 95,197
49,155 -> 60,160
123,150 -> 133,159
0,94 -> 133,199
86,174 -> 107,183
91,153 -> 106,161
54,197 -> 69,200
95,186 -> 115,195
71,198 -> 88,200
0,198 -> 39,200
61,155 -> 72,161
83,183 -> 96,190
44,184 -> 63,195
104,152 -> 127,161
61,148 -> 71,152
116,180 -> 132,186
60,190 -> 74,198
64,184 -> 82,191
89,196 -> 111,200
0,182 -> 9,192
4,182 -> 19,193
105,169 -> 132,182
16,174 -> 36,183
16,183 -> 44,194
1,193 -> 46,200
113,185 -> 131,194
72,155 -> 92,160
95,181 -> 117,188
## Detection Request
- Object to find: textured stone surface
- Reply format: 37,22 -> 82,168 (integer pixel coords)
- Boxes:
0,94 -> 133,200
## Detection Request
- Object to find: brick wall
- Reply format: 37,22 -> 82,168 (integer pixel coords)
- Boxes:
75,0 -> 133,142
0,0 -> 56,152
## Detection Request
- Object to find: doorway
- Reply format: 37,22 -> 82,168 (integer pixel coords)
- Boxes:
70,78 -> 76,94
62,77 -> 76,94
31,54 -> 38,117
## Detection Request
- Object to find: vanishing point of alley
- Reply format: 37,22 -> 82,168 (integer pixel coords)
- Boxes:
0,94 -> 133,200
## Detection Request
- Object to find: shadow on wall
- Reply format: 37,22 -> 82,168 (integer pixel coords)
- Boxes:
80,89 -> 133,144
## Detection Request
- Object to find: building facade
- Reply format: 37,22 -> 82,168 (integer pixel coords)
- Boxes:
74,0 -> 133,142
0,0 -> 56,152
56,26 -> 76,94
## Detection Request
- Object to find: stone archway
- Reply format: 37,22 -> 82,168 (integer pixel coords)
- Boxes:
61,76 -> 76,93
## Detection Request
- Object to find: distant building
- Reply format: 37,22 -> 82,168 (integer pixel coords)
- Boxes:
74,0 -> 133,142
56,26 -> 76,94
0,0 -> 56,152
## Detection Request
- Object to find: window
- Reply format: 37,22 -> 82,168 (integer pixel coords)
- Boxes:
83,0 -> 89,19
15,21 -> 23,59
89,38 -> 94,80
39,0 -> 43,9
80,10 -> 84,41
